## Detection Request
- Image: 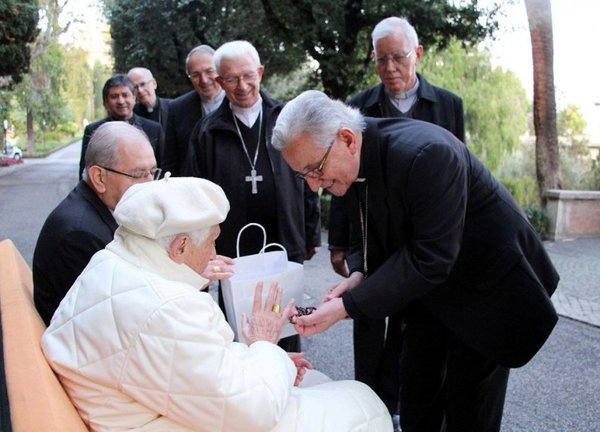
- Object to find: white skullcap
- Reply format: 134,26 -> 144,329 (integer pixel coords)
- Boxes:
114,174 -> 230,239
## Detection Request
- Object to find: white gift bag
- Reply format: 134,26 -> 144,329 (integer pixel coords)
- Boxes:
221,223 -> 303,342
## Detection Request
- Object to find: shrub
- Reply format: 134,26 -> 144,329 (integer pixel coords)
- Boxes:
523,205 -> 549,239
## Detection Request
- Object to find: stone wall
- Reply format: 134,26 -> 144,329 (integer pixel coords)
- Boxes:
544,189 -> 600,240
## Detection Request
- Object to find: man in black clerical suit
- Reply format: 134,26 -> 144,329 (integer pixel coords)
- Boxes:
78,74 -> 164,179
274,90 -> 559,432
34,122 -> 158,325
182,40 -> 321,353
327,17 -> 468,428
162,45 -> 225,176
128,67 -> 170,133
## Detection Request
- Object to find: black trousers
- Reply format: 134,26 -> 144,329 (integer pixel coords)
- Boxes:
399,304 -> 509,432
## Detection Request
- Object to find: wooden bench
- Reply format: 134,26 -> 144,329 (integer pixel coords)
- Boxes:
0,239 -> 87,431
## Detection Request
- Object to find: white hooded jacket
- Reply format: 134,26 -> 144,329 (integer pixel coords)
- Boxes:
42,230 -> 391,431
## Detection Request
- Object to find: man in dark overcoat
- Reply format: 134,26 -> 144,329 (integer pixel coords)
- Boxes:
273,90 -> 559,432
183,41 -> 321,353
162,45 -> 225,175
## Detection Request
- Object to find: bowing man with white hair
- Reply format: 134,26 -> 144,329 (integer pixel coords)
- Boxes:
41,176 -> 391,432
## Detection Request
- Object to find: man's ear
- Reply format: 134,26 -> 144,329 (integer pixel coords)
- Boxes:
168,235 -> 188,264
339,127 -> 359,154
414,45 -> 424,65
87,165 -> 107,194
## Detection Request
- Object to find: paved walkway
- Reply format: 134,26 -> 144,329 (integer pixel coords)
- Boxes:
545,236 -> 600,327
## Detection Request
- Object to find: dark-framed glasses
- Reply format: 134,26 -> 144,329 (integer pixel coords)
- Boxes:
98,165 -> 162,181
220,71 -> 259,87
375,50 -> 414,66
295,141 -> 334,180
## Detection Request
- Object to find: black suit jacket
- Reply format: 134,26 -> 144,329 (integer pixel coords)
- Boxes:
32,181 -> 118,325
133,96 -> 171,134
162,90 -> 205,176
78,114 -> 164,179
329,74 -> 465,250
341,118 -> 559,368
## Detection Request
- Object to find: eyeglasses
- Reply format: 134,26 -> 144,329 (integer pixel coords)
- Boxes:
133,80 -> 153,91
220,71 -> 259,87
375,50 -> 414,66
188,69 -> 217,80
295,141 -> 334,180
98,165 -> 162,181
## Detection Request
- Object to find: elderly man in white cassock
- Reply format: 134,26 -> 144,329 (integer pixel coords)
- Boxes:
41,176 -> 391,431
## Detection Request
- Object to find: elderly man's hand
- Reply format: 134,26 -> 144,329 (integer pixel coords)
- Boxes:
291,297 -> 348,337
288,352 -> 313,386
242,281 -> 294,345
330,250 -> 349,277
201,255 -> 235,281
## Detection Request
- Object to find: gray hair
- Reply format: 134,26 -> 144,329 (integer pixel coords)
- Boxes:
213,40 -> 261,75
155,228 -> 212,251
272,90 -> 365,151
372,16 -> 419,49
185,45 -> 215,74
83,122 -> 149,180
127,67 -> 154,80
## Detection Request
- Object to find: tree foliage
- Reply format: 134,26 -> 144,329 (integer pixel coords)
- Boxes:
108,0 -> 500,98
419,40 -> 529,173
0,0 -> 39,86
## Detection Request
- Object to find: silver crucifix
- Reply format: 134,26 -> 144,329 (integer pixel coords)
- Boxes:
245,169 -> 263,194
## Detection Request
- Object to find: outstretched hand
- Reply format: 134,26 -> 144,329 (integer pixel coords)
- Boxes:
242,281 -> 295,345
291,297 -> 348,337
288,352 -> 313,386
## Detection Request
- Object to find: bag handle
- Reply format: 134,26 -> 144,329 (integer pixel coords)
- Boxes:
235,223 -> 267,258
260,242 -> 288,254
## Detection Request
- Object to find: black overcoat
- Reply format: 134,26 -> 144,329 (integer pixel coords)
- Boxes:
341,118 -> 559,368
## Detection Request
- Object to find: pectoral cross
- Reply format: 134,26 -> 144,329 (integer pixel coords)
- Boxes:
245,169 -> 263,194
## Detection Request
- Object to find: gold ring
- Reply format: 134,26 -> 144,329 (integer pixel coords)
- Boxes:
271,304 -> 280,313
213,266 -> 221,273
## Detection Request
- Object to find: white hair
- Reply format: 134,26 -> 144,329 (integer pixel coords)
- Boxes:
213,40 -> 261,75
272,90 -> 365,151
155,228 -> 212,251
371,16 -> 419,49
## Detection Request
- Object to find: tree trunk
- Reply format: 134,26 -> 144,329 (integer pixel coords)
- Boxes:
525,0 -> 561,201
26,109 -> 37,156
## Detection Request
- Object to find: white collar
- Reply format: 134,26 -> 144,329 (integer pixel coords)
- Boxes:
201,90 -> 225,115
230,96 -> 263,128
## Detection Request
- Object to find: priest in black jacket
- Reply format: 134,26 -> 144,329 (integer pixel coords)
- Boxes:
128,67 -> 170,133
183,41 -> 321,353
273,90 -> 559,432
78,74 -> 164,179
34,122 -> 158,325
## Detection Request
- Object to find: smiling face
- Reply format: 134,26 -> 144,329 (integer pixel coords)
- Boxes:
216,54 -> 264,108
104,85 -> 135,121
373,31 -> 422,95
128,68 -> 157,108
281,129 -> 361,197
187,52 -> 222,102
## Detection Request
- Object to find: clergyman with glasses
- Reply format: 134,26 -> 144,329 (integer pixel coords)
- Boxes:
326,15 -> 467,430
127,67 -> 171,134
182,40 -> 321,354
34,122 -> 159,325
78,74 -> 164,180
162,45 -> 225,176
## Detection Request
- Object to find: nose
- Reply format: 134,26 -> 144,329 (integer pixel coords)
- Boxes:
304,176 -> 321,192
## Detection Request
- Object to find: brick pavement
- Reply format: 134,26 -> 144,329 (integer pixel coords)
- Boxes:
545,237 -> 600,327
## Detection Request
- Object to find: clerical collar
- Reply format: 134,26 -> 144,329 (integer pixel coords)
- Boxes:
201,90 -> 226,115
230,96 -> 263,128
146,98 -> 158,113
387,78 -> 420,113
